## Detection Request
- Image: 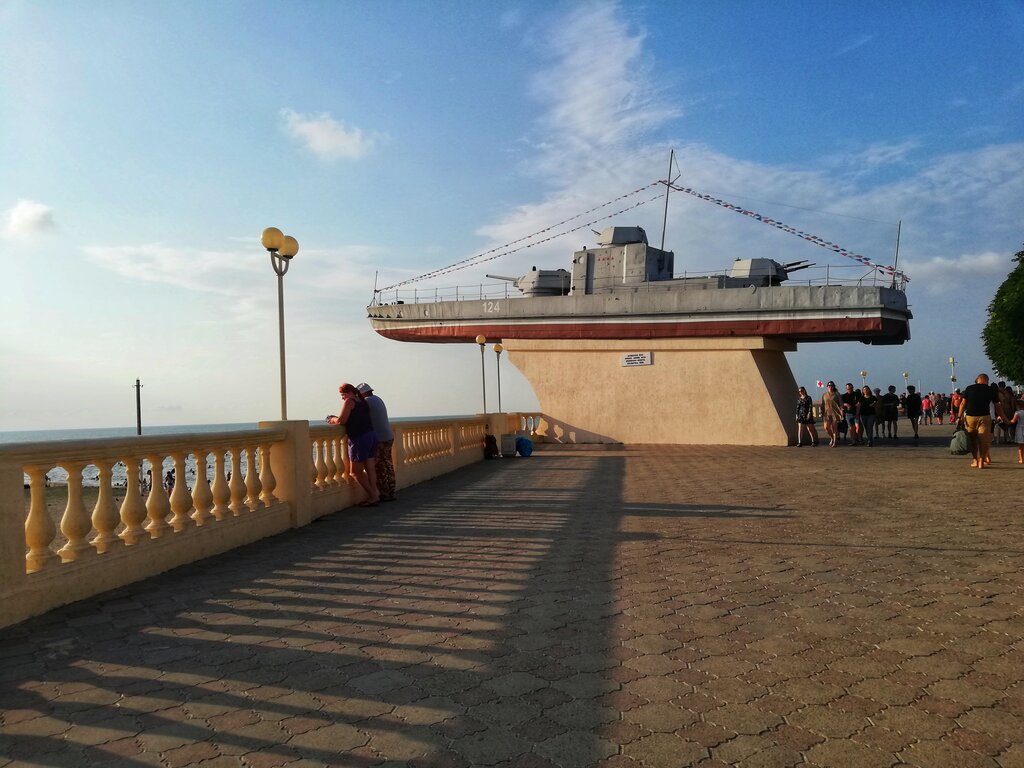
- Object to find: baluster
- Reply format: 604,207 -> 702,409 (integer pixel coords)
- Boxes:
259,444 -> 278,505
145,455 -> 171,538
314,439 -> 328,489
119,457 -> 148,545
168,451 -> 193,532
335,437 -> 350,482
245,445 -> 263,510
192,450 -> 214,525
90,459 -> 122,553
211,449 -> 231,520
57,462 -> 93,561
228,448 -> 246,515
323,438 -> 338,486
25,465 -> 58,572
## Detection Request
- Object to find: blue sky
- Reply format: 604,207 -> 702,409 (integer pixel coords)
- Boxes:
2,1 -> 1023,431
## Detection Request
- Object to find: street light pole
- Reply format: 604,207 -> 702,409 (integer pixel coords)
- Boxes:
949,356 -> 957,385
493,343 -> 503,412
475,335 -> 488,413
859,370 -> 868,387
902,371 -> 909,392
262,227 -> 300,420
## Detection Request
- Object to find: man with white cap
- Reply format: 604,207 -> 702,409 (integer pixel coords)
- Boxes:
357,383 -> 397,501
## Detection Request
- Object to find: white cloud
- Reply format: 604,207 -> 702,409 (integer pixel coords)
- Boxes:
84,243 -> 261,296
280,108 -> 375,160
823,140 -> 920,175
531,3 -> 679,165
900,251 -> 1012,294
3,199 -> 56,238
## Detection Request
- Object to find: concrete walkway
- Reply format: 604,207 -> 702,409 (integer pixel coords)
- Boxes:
2,427 -> 1023,767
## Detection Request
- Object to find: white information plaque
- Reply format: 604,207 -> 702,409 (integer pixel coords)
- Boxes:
621,352 -> 653,367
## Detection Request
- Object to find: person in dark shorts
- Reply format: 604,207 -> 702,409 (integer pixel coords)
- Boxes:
357,382 -> 397,502
328,383 -> 380,505
840,383 -> 863,445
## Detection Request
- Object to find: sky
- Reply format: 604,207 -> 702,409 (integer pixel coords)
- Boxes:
2,0 -> 1023,432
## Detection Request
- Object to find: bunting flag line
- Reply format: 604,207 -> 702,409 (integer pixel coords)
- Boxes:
667,182 -> 908,284
377,182 -> 663,292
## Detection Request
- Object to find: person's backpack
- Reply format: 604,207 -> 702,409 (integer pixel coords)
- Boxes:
515,436 -> 534,457
950,428 -> 970,455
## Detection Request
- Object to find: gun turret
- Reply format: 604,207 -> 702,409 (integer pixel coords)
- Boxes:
486,268 -> 571,297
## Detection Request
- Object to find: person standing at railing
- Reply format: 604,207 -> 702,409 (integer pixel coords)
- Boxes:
328,383 -> 380,507
357,382 -> 397,503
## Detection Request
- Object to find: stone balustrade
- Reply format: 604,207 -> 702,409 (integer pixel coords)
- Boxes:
0,414 -> 524,628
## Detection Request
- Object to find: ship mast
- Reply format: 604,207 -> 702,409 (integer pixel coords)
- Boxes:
659,149 -> 679,251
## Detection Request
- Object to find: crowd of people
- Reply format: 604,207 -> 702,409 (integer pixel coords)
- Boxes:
327,382 -> 397,506
796,375 -> 1024,467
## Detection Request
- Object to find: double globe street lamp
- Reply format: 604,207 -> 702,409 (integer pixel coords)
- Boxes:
262,227 -> 299,420
475,335 -> 488,413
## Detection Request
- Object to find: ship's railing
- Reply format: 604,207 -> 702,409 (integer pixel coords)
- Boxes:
371,263 -> 907,306
0,415 -> 501,628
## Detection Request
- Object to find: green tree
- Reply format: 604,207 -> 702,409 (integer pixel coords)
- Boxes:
983,247 -> 1024,384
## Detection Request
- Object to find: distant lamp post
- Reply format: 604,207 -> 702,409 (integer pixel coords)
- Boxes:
902,371 -> 909,391
262,227 -> 300,420
134,378 -> 143,435
859,370 -> 868,387
949,356 -> 957,384
493,343 -> 504,413
475,335 -> 488,413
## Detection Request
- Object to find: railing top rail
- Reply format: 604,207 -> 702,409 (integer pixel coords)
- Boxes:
0,427 -> 287,465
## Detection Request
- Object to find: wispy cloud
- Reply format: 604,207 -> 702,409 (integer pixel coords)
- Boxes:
3,199 -> 56,238
531,2 -> 679,162
84,244 -> 261,296
280,108 -> 375,160
821,140 -> 920,177
835,34 -> 875,58
901,251 -> 1011,294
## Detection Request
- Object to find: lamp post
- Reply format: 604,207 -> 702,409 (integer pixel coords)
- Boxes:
902,371 -> 909,392
262,227 -> 299,420
493,343 -> 503,413
134,378 -> 143,435
949,356 -> 957,385
475,335 -> 488,413
859,370 -> 868,387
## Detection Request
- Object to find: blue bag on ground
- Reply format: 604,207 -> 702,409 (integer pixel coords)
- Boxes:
950,428 -> 969,455
515,436 -> 534,457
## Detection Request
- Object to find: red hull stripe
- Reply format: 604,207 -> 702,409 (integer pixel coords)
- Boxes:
374,317 -> 905,343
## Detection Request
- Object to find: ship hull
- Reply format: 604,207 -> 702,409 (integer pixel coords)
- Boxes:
368,284 -> 912,346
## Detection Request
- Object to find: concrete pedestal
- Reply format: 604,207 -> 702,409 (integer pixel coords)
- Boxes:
504,337 -> 799,446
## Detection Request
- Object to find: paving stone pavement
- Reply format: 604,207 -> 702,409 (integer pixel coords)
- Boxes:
2,425 -> 1023,767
